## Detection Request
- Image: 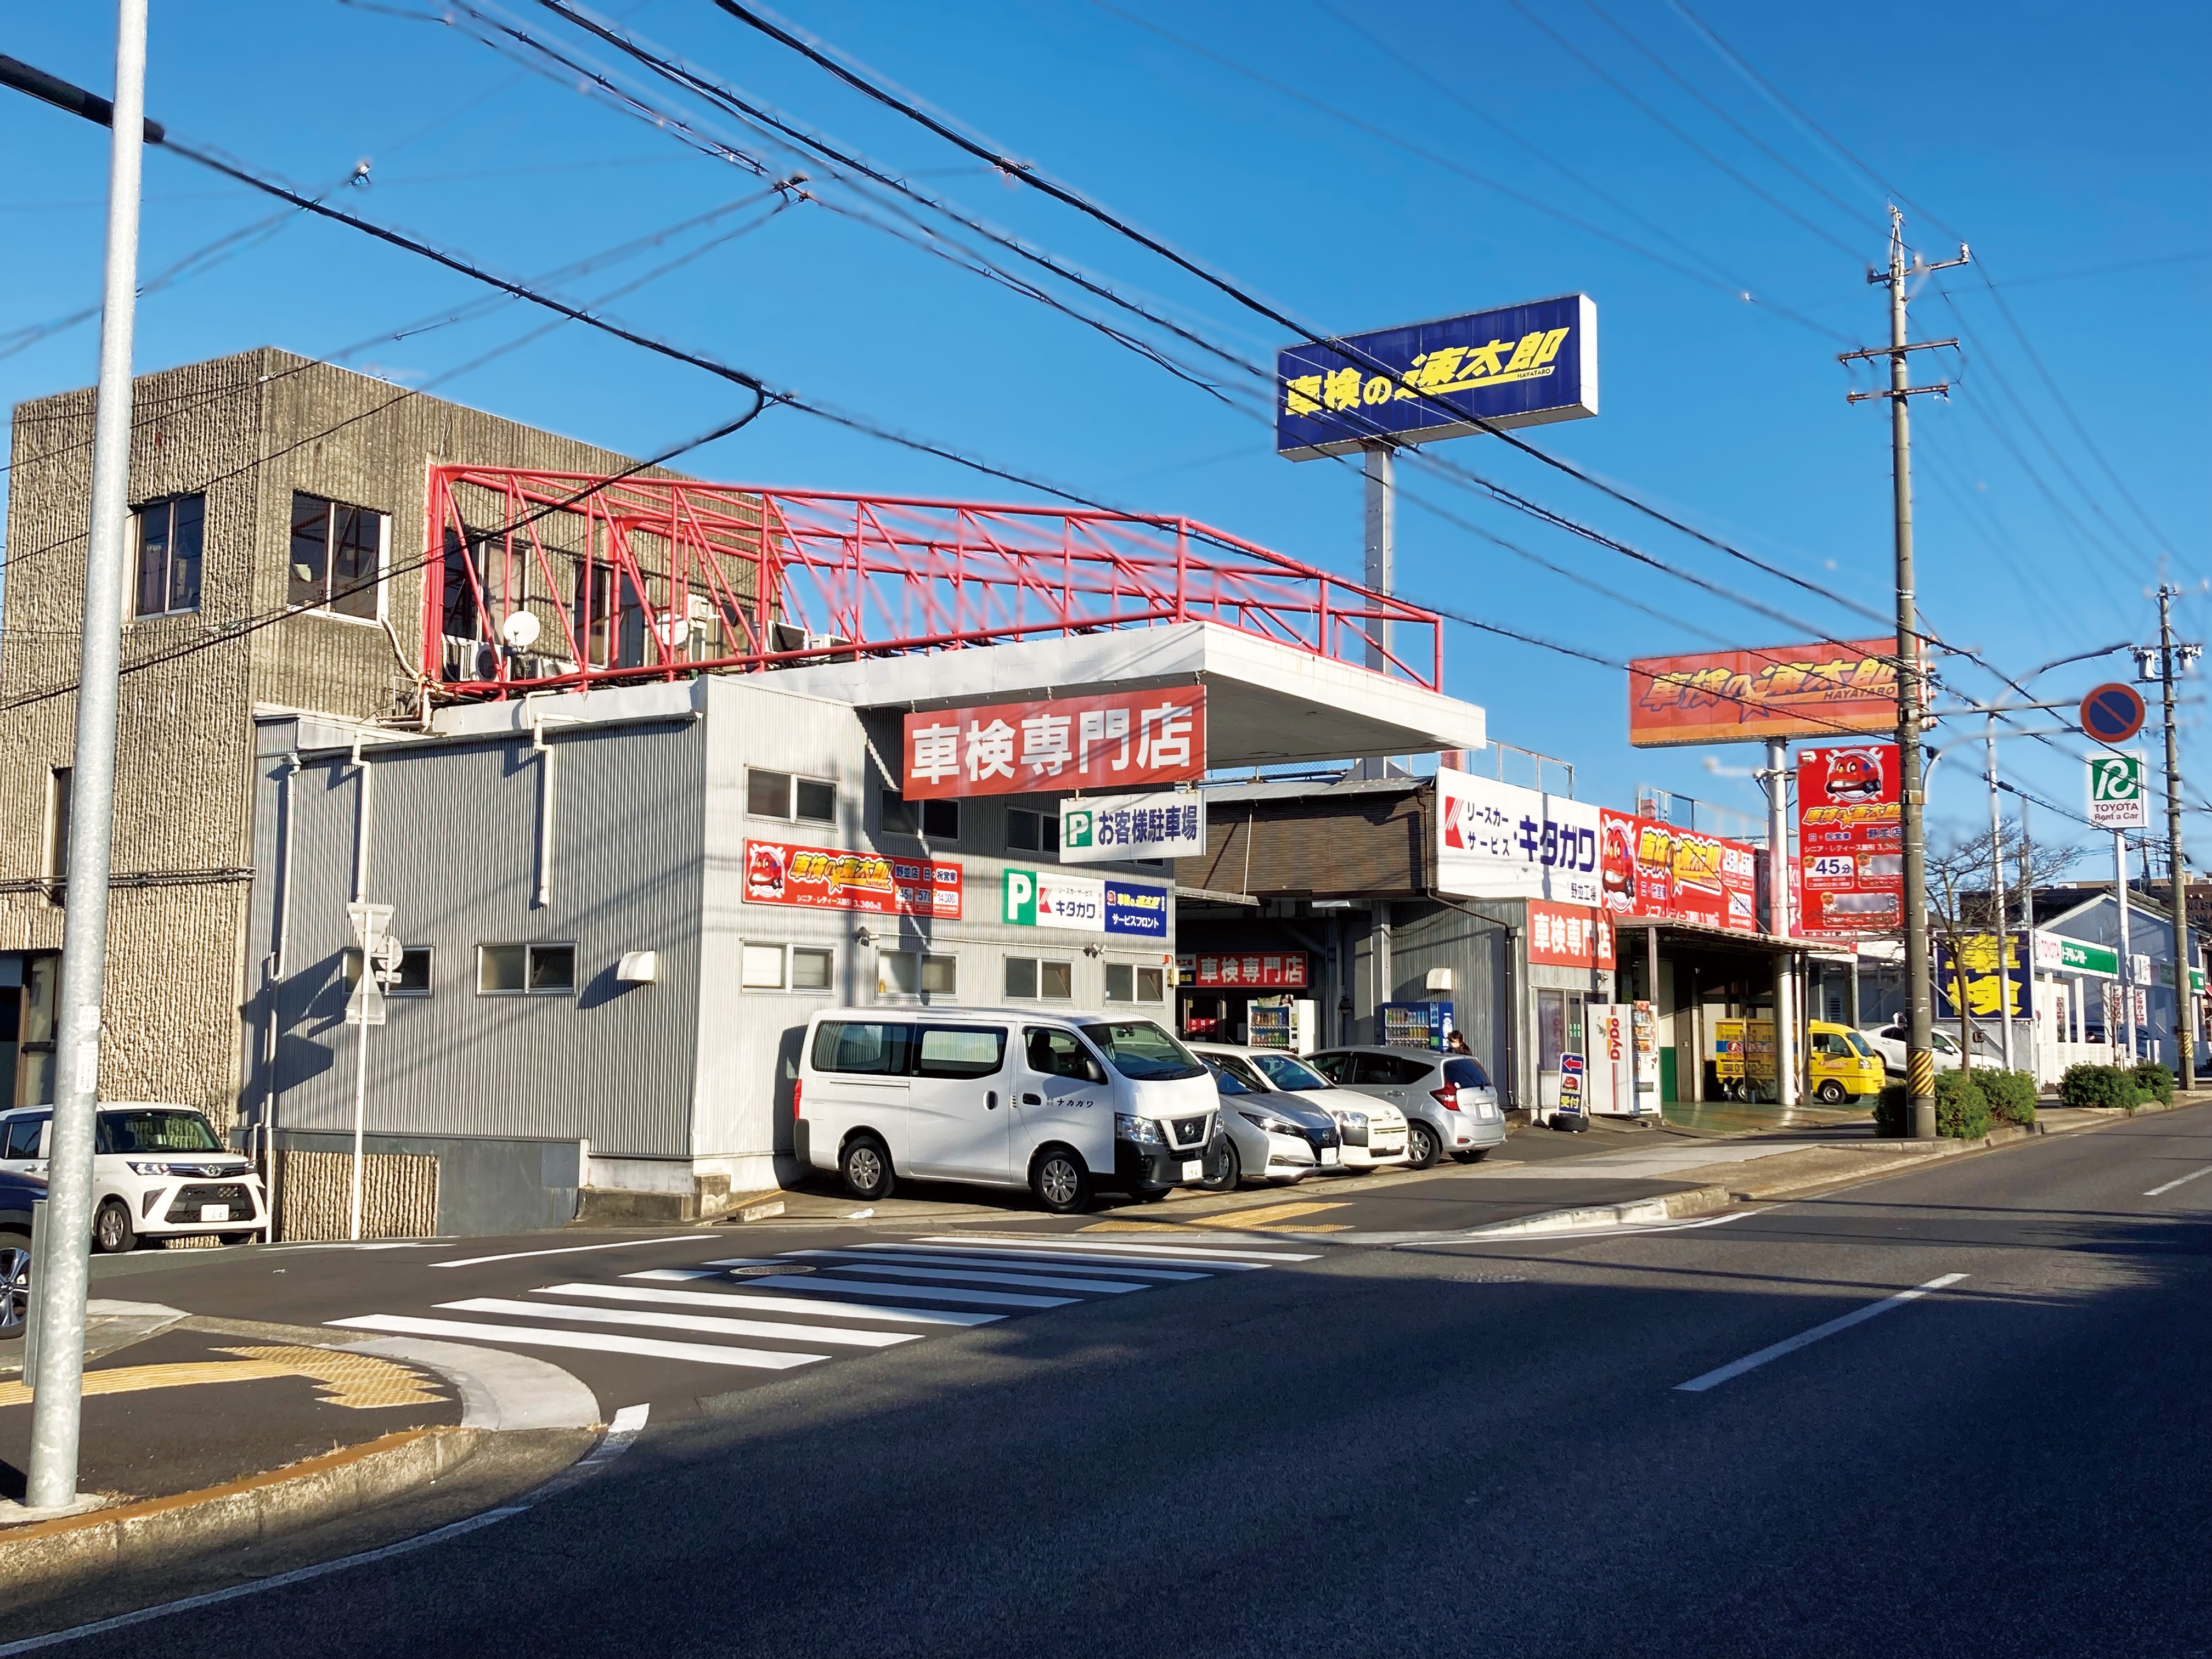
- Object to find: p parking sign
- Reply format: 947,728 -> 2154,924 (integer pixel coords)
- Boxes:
2087,752 -> 2149,829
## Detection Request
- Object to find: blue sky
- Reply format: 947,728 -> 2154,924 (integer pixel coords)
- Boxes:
4,0 -> 2207,865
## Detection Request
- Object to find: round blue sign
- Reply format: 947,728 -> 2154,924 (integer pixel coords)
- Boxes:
2080,682 -> 2146,744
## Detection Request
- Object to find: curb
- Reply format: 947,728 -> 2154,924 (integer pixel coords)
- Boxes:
1460,1183 -> 1735,1238
0,1426 -> 483,1609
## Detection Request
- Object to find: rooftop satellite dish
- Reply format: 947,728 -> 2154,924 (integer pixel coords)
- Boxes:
500,611 -> 541,651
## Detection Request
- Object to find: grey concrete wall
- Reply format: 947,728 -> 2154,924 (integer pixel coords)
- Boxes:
274,1129 -> 583,1235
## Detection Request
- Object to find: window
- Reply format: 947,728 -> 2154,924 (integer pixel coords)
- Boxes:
1079,1020 -> 1205,1081
478,943 -> 575,996
1305,1052 -> 1353,1085
916,1025 -> 1007,1079
879,789 -> 958,842
44,767 -> 71,884
1353,1053 -> 1432,1086
289,492 -> 385,619
747,769 -> 838,825
1138,967 -> 1165,1003
742,944 -> 789,990
2,1115 -> 48,1161
391,947 -> 433,998
1024,1026 -> 1105,1083
96,1110 -> 221,1155
791,947 -> 833,991
1007,808 -> 1059,856
1004,957 -> 1073,1001
1103,963 -> 1167,1003
442,524 -> 491,640
1208,1054 -> 1268,1094
811,1020 -> 916,1075
879,949 -> 956,998
1443,1056 -> 1492,1091
133,494 -> 204,618
1251,1052 -> 1330,1092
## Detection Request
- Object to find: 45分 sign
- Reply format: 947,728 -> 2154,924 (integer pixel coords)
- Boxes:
2087,752 -> 2148,829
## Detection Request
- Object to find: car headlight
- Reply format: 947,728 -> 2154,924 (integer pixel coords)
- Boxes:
127,1160 -> 175,1176
1334,1109 -> 1368,1131
1114,1113 -> 1164,1145
1239,1111 -> 1304,1137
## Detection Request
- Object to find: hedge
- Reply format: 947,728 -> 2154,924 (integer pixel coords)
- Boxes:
2134,1062 -> 2175,1105
1978,1069 -> 2038,1128
1933,1071 -> 1992,1141
1875,1073 -> 2016,1138
2060,1063 -> 2146,1111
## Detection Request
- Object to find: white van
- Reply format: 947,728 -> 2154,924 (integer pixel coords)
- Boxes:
796,1008 -> 1221,1214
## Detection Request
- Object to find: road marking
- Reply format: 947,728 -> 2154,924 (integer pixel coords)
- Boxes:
939,1234 -> 1316,1261
735,1274 -> 1076,1308
2143,1163 -> 2212,1197
534,1281 -> 1003,1327
431,1235 -> 717,1268
0,1406 -> 650,1656
833,1247 -> 1206,1280
787,1256 -> 1149,1294
627,1267 -> 729,1282
1194,1199 -> 1347,1231
437,1297 -> 924,1349
1673,1273 -> 1969,1393
326,1313 -> 827,1369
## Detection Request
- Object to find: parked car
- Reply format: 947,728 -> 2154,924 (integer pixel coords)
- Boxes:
1224,1045 -> 1411,1170
1188,1042 -> 1343,1187
1305,1047 -> 1507,1168
1858,1021 -> 1998,1077
0,1104 -> 268,1252
795,1009 -> 1220,1215
1805,1020 -> 1885,1103
1,1166 -> 41,1340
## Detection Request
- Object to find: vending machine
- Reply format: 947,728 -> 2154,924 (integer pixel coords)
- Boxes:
1377,1000 -> 1454,1049
1248,997 -> 1319,1055
1584,1003 -> 1663,1118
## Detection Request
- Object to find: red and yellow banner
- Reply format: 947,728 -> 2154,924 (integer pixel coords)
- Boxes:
743,839 -> 962,918
1628,640 -> 1898,748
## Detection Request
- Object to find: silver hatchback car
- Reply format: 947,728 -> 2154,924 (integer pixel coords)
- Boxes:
1305,1047 -> 1507,1168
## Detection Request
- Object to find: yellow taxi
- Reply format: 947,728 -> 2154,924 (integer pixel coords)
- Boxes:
1805,1020 -> 1884,1102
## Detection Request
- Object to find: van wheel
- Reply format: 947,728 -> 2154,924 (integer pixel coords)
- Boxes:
94,1199 -> 137,1254
1406,1121 -> 1442,1169
1201,1137 -> 1240,1193
1816,1079 -> 1848,1104
1030,1147 -> 1090,1215
840,1135 -> 896,1201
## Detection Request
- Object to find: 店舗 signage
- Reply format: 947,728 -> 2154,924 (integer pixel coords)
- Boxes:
1527,902 -> 1616,969
1796,743 -> 1903,941
1002,868 -> 1168,938
2086,751 -> 2149,829
1176,952 -> 1310,989
902,687 -> 1205,799
2034,932 -> 2120,978
745,839 -> 961,918
1627,640 -> 1900,748
1276,294 -> 1598,460
1060,791 -> 1205,863
1597,810 -> 1760,934
1436,768 -> 1601,907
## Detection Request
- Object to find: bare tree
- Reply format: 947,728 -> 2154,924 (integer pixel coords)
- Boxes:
1925,818 -> 2084,1077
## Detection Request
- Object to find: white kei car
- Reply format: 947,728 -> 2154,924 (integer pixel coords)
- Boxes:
0,1103 -> 268,1252
1201,1043 -> 1412,1171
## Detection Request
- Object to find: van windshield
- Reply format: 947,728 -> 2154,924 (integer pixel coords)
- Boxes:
1080,1020 -> 1205,1081
97,1111 -> 221,1155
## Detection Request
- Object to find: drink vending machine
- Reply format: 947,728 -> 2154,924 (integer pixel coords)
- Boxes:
1583,1002 -> 1662,1117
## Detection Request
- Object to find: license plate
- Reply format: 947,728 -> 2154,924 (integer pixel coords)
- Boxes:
1179,1160 -> 1202,1182
199,1204 -> 232,1222
1320,1147 -> 1340,1166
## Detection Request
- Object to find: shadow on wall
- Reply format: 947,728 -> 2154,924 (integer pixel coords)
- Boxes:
774,1022 -> 805,1162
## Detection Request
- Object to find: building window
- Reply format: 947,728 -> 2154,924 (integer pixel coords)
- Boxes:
747,769 -> 837,825
478,943 -> 576,996
879,949 -> 956,998
1007,808 -> 1059,856
880,789 -> 958,843
792,946 -> 833,990
742,943 -> 836,991
133,494 -> 204,618
390,947 -> 433,998
741,943 -> 788,989
289,492 -> 386,620
44,767 -> 71,885
1103,963 -> 1167,1004
1005,957 -> 1073,1001
442,524 -> 489,640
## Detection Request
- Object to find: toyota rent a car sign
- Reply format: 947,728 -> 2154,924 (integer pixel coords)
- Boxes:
2087,751 -> 2149,829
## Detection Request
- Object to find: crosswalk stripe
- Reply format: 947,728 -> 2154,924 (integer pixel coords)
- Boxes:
740,1274 -> 1075,1308
437,1296 -> 923,1350
828,1248 -> 1207,1280
924,1234 -> 1317,1262
534,1282 -> 1004,1327
864,1241 -> 1261,1273
326,1313 -> 828,1369
789,1256 -> 1149,1294
626,1268 -> 727,1282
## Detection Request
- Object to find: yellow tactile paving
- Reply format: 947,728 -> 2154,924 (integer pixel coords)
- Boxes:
0,1346 -> 444,1412
1199,1200 -> 1347,1230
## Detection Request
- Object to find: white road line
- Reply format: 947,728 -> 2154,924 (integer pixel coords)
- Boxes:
431,1235 -> 716,1268
2143,1163 -> 2212,1197
0,1405 -> 652,1656
789,1257 -> 1149,1294
627,1268 -> 727,1282
437,1296 -> 923,1349
326,1313 -> 828,1369
925,1234 -> 1313,1262
1674,1273 -> 1970,1393
696,1257 -> 785,1268
545,1282 -> 1003,1327
831,1248 -> 1206,1280
740,1273 -> 1075,1308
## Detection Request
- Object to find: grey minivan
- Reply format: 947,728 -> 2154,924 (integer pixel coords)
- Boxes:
1305,1047 -> 1507,1167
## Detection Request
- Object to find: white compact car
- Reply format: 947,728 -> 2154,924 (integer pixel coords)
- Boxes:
797,1008 -> 1221,1214
1201,1043 -> 1412,1171
0,1103 -> 268,1252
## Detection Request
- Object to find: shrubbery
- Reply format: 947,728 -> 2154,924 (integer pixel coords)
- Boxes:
1978,1069 -> 2039,1128
2060,1063 -> 2146,1111
1873,1081 -> 1908,1137
2133,1062 -> 2175,1105
1933,1070 -> 1992,1140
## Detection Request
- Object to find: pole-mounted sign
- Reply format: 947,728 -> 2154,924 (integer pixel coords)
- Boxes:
2087,751 -> 2149,830
2080,682 -> 2147,746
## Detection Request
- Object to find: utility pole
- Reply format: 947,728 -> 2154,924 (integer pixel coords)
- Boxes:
2155,585 -> 2200,1088
1842,207 -> 1967,1139
25,0 -> 148,1514
1357,441 -> 1393,782
1762,737 -> 1798,1107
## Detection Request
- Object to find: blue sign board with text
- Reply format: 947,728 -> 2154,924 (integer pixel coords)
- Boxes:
1276,294 -> 1598,460
1103,880 -> 1170,939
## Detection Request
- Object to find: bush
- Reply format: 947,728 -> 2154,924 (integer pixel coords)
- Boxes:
1873,1081 -> 1908,1137
2133,1062 -> 2175,1105
1979,1069 -> 2038,1128
2061,1063 -> 2138,1110
1934,1071 -> 1993,1141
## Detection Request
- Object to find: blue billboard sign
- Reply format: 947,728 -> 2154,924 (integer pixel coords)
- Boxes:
1103,879 -> 1170,939
1274,294 -> 1598,460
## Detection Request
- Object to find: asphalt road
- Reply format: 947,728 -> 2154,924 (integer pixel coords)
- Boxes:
20,1105 -> 2212,1657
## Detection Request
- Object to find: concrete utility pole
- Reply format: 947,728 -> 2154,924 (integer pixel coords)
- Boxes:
2156,584 -> 2199,1088
1984,715 -> 2013,1071
1358,442 -> 1393,782
25,0 -> 148,1514
1843,207 -> 1967,1139
1763,737 -> 1798,1107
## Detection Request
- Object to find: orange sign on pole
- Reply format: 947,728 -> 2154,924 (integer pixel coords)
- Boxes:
1627,640 -> 1899,748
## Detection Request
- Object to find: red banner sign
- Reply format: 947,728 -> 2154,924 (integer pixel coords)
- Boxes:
1628,639 -> 1899,748
1599,810 -> 1760,934
902,686 -> 1205,799
743,839 -> 962,918
1527,903 -> 1616,968
1795,743 -> 1903,941
1176,951 -> 1308,989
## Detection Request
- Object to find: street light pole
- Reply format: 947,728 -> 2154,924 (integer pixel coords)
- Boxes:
25,0 -> 148,1514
